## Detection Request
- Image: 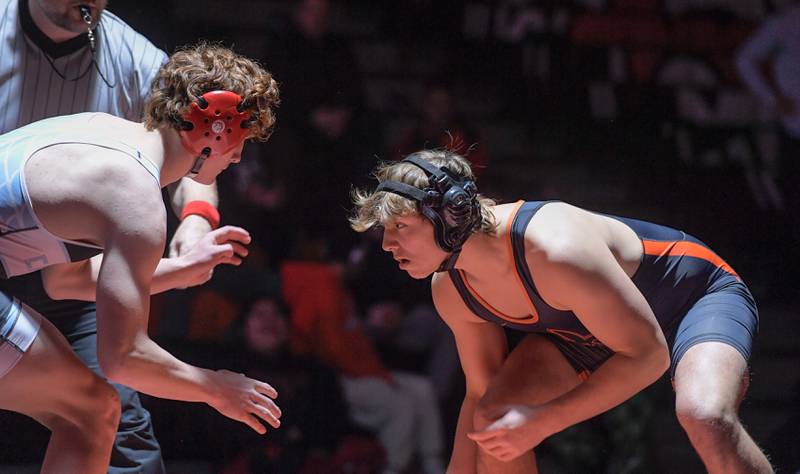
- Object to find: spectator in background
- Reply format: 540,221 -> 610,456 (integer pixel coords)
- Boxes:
220,141 -> 296,263
223,293 -> 373,474
364,300 -> 460,406
735,3 -> 800,296
392,82 -> 490,178
281,259 -> 446,474
736,3 -> 800,142
736,2 -> 800,205
275,0 -> 362,146
266,0 -> 377,253
346,227 -> 431,315
0,1 -> 221,472
347,230 -> 460,408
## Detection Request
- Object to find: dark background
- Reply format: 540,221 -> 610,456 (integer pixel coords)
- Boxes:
1,0 -> 799,472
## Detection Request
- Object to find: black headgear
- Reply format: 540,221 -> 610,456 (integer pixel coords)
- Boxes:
376,153 -> 481,270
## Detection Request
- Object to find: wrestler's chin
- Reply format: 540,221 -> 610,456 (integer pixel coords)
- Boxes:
405,267 -> 435,280
190,173 -> 215,185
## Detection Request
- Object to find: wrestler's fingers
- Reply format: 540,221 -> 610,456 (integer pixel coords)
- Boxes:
496,451 -> 515,462
255,382 -> 278,399
215,242 -> 248,261
218,255 -> 243,266
227,242 -> 248,257
486,448 -> 508,460
476,436 -> 505,452
212,226 -> 251,245
467,429 -> 503,441
250,391 -> 282,419
251,402 -> 281,429
241,413 -> 267,435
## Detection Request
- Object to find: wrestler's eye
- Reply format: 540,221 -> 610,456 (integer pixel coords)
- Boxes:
395,222 -> 407,230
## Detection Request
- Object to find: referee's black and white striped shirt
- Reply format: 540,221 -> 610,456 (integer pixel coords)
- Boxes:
0,0 -> 167,134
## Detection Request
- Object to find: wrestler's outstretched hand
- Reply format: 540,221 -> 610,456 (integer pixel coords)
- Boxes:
178,225 -> 251,287
467,405 -> 550,462
207,369 -> 281,434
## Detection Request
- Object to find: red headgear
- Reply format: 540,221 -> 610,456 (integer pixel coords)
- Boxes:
178,91 -> 252,177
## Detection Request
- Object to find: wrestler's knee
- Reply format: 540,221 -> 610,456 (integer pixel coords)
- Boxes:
675,392 -> 739,442
92,378 -> 122,433
68,373 -> 121,442
40,379 -> 118,452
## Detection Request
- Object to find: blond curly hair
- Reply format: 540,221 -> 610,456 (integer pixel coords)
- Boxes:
350,149 -> 498,234
144,42 -> 280,141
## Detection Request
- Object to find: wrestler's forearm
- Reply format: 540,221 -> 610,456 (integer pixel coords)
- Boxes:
96,256 -> 193,296
43,256 -> 194,301
167,178 -> 218,217
150,257 -> 192,294
538,348 -> 669,436
103,333 -> 220,404
448,395 -> 480,473
96,250 -> 222,404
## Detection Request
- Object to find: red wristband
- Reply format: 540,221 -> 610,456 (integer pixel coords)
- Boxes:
180,201 -> 220,230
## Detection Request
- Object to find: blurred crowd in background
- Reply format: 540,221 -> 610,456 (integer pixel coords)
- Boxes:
2,0 -> 800,472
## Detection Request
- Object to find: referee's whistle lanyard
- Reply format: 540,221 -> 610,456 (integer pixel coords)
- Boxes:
41,5 -> 114,87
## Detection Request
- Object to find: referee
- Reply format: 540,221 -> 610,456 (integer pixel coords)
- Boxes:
0,1 -> 221,472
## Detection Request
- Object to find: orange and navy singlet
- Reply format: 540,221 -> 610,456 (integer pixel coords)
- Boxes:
448,201 -> 758,378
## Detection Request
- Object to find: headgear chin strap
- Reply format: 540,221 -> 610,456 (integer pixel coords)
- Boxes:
174,91 -> 252,178
376,153 -> 481,272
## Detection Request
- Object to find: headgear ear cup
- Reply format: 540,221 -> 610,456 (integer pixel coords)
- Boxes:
439,178 -> 480,249
177,90 -> 252,177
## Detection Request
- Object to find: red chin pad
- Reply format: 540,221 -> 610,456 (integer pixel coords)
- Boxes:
179,91 -> 251,157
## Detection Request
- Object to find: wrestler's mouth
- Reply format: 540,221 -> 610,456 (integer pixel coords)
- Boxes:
395,257 -> 411,268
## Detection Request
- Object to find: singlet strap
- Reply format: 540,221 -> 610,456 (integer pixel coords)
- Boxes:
110,141 -> 161,185
446,200 -> 559,328
506,200 -> 543,322
447,269 -> 516,327
74,138 -> 161,185
509,201 -> 554,317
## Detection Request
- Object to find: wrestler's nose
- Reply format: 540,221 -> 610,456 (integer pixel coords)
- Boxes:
382,230 -> 398,252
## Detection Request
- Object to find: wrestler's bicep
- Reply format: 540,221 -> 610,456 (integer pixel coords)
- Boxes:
534,240 -> 665,357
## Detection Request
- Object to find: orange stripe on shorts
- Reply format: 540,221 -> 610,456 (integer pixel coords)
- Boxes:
642,240 -> 739,279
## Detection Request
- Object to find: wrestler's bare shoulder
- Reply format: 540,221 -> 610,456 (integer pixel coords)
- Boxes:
24,139 -> 165,245
486,201 -> 585,259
